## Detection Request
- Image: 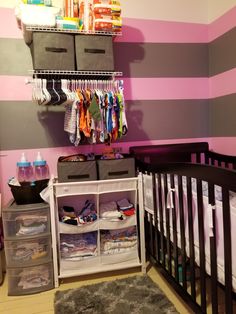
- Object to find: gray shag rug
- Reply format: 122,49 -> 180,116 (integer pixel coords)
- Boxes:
54,275 -> 179,314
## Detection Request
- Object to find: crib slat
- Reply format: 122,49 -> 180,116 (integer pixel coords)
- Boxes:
196,152 -> 201,163
170,174 -> 178,281
145,210 -> 151,255
212,158 -> 216,166
178,175 -> 187,290
158,173 -> 165,266
186,177 -> 196,301
208,184 -> 218,314
196,179 -> 206,313
144,210 -> 149,244
150,216 -> 154,257
152,173 -> 159,261
222,188 -> 233,314
164,174 -> 172,274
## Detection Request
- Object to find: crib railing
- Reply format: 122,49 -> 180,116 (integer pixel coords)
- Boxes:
138,161 -> 236,314
130,142 -> 209,164
130,142 -> 236,170
205,151 -> 236,170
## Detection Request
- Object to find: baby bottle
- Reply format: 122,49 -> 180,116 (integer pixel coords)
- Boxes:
16,152 -> 34,183
33,152 -> 50,181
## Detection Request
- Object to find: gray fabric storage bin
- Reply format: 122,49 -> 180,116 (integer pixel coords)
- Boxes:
30,32 -> 75,70
57,160 -> 97,182
75,35 -> 114,71
97,158 -> 136,180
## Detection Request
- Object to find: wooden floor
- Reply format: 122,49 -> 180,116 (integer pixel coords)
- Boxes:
0,265 -> 194,314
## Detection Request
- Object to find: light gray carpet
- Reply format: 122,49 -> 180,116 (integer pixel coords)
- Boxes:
54,275 -> 179,314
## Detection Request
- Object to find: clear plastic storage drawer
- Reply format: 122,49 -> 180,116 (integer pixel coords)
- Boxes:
4,236 -> 52,267
2,202 -> 50,239
7,262 -> 54,295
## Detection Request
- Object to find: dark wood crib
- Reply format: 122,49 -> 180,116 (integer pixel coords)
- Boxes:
130,142 -> 236,314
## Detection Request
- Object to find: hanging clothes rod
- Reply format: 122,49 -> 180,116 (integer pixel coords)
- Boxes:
25,78 -> 124,85
29,70 -> 123,77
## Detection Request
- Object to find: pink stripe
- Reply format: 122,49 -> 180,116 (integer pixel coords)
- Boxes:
123,77 -> 209,100
3,72 -> 236,102
115,18 -> 208,43
1,6 -> 235,43
209,137 -> 236,155
0,76 -> 32,101
0,7 -> 208,43
0,138 -> 209,206
209,6 -> 236,42
0,8 -> 23,39
209,68 -> 236,98
0,76 -> 209,101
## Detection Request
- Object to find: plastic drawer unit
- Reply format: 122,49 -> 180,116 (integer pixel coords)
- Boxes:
4,235 -> 52,267
2,202 -> 50,239
7,263 -> 54,296
2,201 -> 54,295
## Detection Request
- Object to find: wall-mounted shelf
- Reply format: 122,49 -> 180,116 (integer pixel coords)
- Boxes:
26,26 -> 121,37
29,70 -> 123,77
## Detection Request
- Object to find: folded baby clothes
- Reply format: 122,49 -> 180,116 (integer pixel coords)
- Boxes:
16,223 -> 46,236
77,200 -> 97,225
100,210 -> 124,221
99,201 -> 117,213
117,198 -> 135,216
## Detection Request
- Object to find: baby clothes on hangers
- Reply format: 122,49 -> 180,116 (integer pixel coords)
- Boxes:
62,79 -> 128,146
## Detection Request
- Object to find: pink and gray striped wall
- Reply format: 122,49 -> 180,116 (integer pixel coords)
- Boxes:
0,3 -> 236,205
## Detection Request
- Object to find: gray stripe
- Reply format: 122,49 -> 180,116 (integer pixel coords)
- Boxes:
0,101 -> 69,150
209,94 -> 236,136
0,100 -> 209,150
0,38 -> 208,77
114,42 -> 208,77
209,27 -> 236,76
0,38 -> 32,76
121,99 -> 209,142
2,30 -> 236,78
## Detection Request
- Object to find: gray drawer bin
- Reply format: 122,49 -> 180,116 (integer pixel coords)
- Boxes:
30,32 -> 75,70
57,160 -> 98,182
75,35 -> 114,71
97,158 -> 136,180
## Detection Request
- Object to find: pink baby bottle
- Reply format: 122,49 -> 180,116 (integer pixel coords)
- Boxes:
16,152 -> 34,183
33,152 -> 50,181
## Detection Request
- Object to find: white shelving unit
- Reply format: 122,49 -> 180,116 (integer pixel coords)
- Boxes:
49,176 -> 146,288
